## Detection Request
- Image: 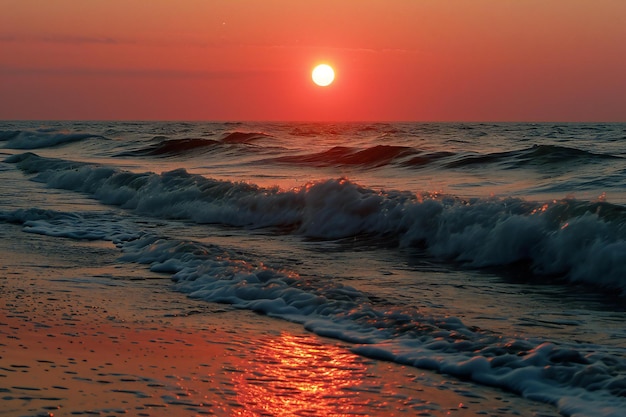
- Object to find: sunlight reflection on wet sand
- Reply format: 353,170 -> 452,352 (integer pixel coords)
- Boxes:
232,333 -> 371,416
0,224 -> 562,417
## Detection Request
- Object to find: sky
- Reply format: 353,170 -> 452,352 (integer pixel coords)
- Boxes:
1,0 -> 625,122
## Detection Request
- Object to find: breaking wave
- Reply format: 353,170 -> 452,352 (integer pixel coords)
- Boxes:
6,152 -> 626,295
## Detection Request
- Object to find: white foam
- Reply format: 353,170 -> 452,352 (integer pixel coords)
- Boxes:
3,200 -> 625,416
134,236 -> 626,417
6,153 -> 626,295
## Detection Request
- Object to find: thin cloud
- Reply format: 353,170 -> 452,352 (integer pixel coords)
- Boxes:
0,33 -> 132,45
0,32 -> 420,54
0,66 -> 279,79
243,41 -> 421,55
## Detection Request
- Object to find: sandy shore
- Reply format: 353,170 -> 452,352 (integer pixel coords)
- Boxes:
0,226 -> 561,416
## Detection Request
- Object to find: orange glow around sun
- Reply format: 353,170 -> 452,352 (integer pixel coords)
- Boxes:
312,64 -> 335,87
1,1 -> 624,121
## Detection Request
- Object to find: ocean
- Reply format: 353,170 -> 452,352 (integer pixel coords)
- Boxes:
1,121 -> 625,416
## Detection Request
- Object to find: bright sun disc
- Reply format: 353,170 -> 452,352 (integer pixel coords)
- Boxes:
312,64 -> 335,87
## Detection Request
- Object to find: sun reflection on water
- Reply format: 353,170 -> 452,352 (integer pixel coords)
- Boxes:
230,332 -> 369,416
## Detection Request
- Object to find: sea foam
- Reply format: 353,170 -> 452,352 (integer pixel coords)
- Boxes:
6,152 -> 626,294
2,201 -> 624,417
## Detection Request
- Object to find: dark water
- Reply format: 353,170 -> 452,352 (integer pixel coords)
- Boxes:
1,121 -> 625,416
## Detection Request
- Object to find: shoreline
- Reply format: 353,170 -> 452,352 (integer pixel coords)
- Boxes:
0,225 -> 561,416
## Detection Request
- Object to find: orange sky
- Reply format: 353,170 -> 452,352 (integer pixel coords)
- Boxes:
1,0 -> 625,121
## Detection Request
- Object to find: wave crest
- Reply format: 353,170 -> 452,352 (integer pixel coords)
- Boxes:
117,131 -> 273,157
121,138 -> 220,157
272,145 -> 417,168
220,131 -> 272,144
6,152 -> 626,294
0,129 -> 104,149
446,144 -> 619,169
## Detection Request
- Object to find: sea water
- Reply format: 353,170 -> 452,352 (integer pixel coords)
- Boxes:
1,121 -> 625,416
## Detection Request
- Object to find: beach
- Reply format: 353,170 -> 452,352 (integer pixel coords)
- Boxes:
2,121 -> 625,416
0,221 -> 563,417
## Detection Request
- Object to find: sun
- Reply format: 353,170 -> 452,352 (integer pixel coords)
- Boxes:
312,64 -> 335,87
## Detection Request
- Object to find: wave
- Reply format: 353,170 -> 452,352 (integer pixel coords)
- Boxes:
117,131 -> 273,157
446,144 -> 620,169
271,145 -> 418,168
0,129 -> 104,150
265,143 -> 620,172
401,151 -> 456,167
287,123 -> 402,137
119,138 -> 221,157
219,131 -> 272,144
2,200 -> 625,417
6,152 -> 626,296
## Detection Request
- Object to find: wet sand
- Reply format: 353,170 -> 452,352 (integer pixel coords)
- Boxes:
0,226 -> 561,416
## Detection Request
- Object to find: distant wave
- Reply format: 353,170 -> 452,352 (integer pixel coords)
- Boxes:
0,129 -> 104,149
445,144 -> 620,169
288,123 -> 401,137
119,138 -> 221,157
6,152 -> 626,295
220,131 -> 272,144
266,143 -> 620,171
271,145 -> 417,168
118,131 -> 273,157
401,151 -> 456,167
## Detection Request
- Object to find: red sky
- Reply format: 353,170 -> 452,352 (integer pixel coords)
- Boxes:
1,0 -> 625,122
